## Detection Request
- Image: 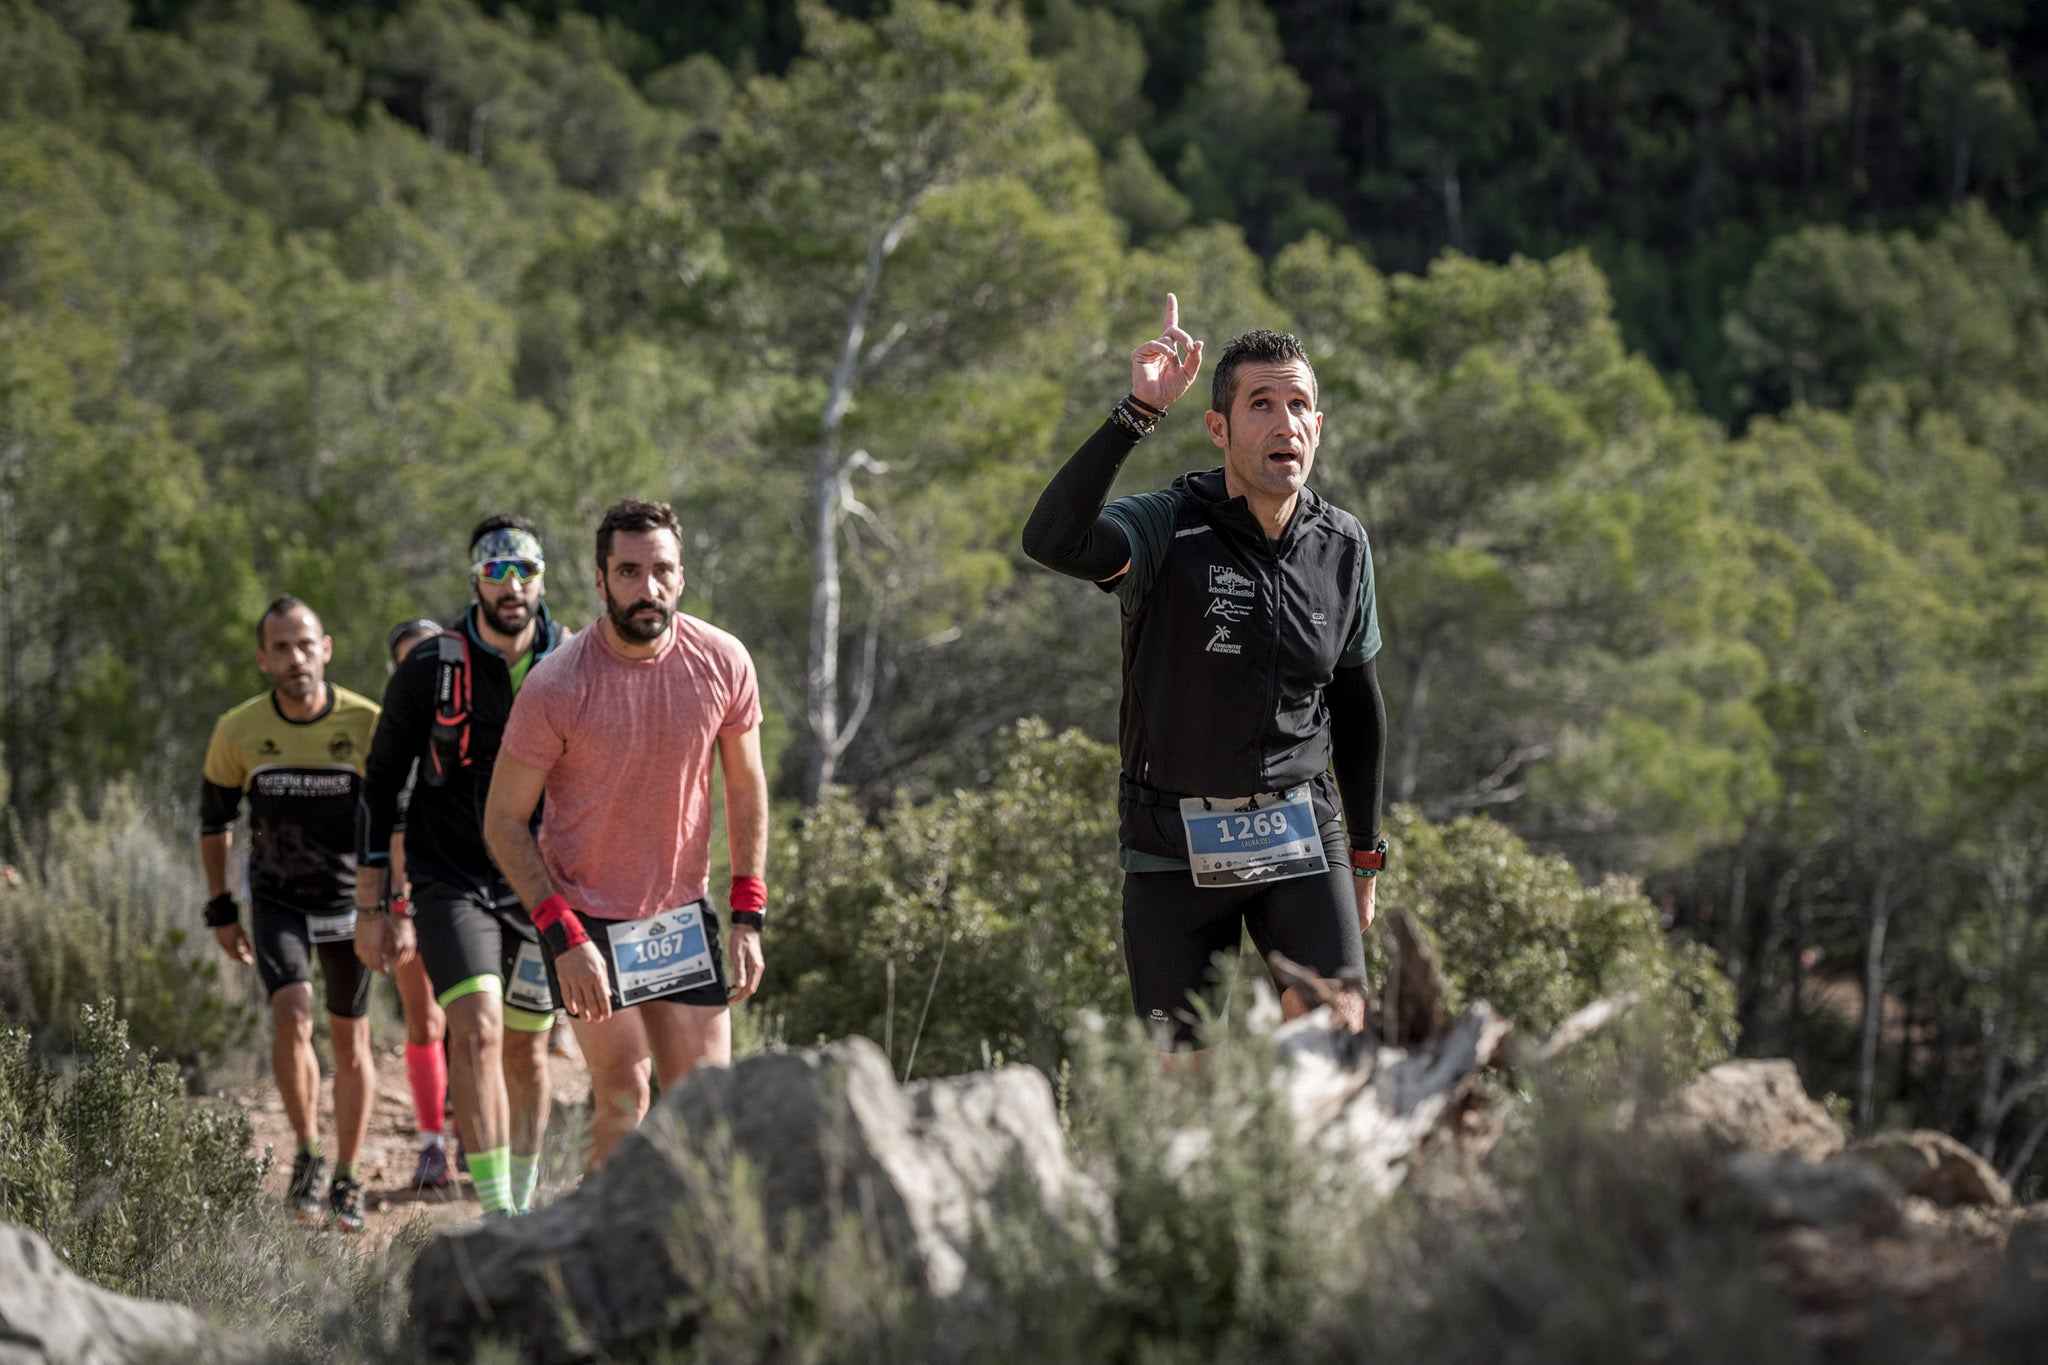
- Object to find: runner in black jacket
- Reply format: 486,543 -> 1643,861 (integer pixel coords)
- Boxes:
1023,296 -> 1389,1050
355,516 -> 568,1217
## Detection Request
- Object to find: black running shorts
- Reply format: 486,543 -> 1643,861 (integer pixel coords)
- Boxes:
541,901 -> 729,1012
249,899 -> 372,1019
1120,819 -> 1364,1049
410,877 -> 557,1028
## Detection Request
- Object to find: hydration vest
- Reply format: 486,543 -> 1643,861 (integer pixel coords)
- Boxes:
424,633 -> 472,788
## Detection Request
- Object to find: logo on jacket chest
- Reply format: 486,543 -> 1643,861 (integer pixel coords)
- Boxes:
1205,626 -> 1243,655
1207,565 -> 1255,598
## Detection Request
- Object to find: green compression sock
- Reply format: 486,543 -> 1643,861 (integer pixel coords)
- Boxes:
512,1152 -> 539,1213
298,1136 -> 322,1158
334,1161 -> 359,1181
469,1147 -> 514,1216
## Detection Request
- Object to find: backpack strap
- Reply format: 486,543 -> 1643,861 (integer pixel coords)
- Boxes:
424,632 -> 472,787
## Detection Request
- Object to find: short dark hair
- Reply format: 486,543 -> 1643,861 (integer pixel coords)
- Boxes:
256,594 -> 318,647
387,618 -> 442,660
1210,329 -> 1317,418
469,513 -> 541,555
595,499 -> 683,573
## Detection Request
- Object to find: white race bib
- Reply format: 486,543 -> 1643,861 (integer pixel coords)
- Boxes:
606,901 -> 717,1007
306,910 -> 357,945
506,939 -> 555,1014
1177,787 -> 1329,888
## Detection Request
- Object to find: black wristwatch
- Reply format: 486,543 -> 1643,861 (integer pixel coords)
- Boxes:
1349,839 -> 1389,879
204,891 -> 240,927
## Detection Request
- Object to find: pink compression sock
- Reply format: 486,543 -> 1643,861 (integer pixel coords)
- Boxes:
406,1041 -> 447,1136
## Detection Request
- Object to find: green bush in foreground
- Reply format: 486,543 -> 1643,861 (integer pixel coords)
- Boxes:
0,999 -> 261,1296
1387,804 -> 1739,1077
0,998 -> 418,1361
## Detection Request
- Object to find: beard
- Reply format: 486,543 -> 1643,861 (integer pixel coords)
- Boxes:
476,589 -> 533,636
605,584 -> 674,642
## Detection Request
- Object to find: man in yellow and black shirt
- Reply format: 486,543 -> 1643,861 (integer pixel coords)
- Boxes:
200,595 -> 380,1231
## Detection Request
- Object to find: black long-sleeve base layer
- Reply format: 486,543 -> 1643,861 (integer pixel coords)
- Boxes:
1328,658 -> 1387,847
1021,418 -> 1137,581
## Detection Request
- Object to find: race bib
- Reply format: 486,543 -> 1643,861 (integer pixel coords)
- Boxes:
1177,787 -> 1329,888
606,901 -> 717,1007
306,910 -> 357,944
506,939 -> 555,1014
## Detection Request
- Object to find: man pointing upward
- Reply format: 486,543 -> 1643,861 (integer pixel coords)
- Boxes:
1023,294 -> 1389,1050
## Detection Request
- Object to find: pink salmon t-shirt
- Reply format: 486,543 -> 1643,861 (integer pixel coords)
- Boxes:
499,613 -> 762,921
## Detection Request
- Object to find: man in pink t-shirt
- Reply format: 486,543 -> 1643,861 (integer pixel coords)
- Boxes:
485,498 -> 770,1170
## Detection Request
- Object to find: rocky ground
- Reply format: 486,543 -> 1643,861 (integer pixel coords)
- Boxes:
237,1033 -> 592,1251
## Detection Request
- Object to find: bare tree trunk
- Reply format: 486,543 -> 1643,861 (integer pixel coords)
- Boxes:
1440,146 -> 1464,253
2002,1108 -> 2048,1192
1789,891 -> 1809,1073
1794,31 -> 1817,202
0,437 -> 17,818
804,213 -> 912,805
1395,645 -> 1432,803
1855,865 -> 1896,1133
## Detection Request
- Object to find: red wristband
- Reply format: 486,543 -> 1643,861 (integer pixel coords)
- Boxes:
730,875 -> 766,928
532,893 -> 590,952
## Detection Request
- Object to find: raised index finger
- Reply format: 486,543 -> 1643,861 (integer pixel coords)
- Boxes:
1163,292 -> 1179,336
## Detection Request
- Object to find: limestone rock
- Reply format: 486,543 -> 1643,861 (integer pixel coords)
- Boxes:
1841,1130 -> 2013,1209
0,1222 -> 246,1365
1653,1060 -> 1845,1162
1718,1150 -> 1904,1234
410,1037 -> 1098,1363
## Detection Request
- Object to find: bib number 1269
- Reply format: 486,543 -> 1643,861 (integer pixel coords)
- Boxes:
1213,810 -> 1292,842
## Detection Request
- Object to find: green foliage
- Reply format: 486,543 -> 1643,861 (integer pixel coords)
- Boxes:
0,786 -> 257,1070
0,999 -> 261,1296
764,718 -> 1126,1078
1386,805 -> 1738,1077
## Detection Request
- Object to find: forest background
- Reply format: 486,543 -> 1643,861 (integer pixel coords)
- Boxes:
2,0 -> 2046,1190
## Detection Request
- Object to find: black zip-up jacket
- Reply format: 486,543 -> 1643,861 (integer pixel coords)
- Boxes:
1111,469 -> 1372,859
357,602 -> 565,905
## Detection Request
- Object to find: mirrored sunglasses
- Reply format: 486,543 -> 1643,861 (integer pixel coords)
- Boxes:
476,557 -> 543,584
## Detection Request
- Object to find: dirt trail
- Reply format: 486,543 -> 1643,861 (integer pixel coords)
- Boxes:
238,1034 -> 590,1251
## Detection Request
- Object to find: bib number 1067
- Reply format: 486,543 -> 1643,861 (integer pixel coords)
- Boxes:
1214,810 -> 1291,843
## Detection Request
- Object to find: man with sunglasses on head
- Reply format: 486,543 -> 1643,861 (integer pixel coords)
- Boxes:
356,516 -> 568,1218
485,498 -> 769,1172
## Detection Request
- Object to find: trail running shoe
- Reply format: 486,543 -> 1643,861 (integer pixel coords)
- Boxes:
412,1141 -> 451,1189
328,1175 -> 366,1233
286,1151 -> 327,1221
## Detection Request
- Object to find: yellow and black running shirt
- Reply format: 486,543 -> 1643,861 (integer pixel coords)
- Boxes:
200,685 -> 381,914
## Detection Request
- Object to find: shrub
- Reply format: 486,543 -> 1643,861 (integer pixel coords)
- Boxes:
768,722 -> 1736,1081
764,718 -> 1127,1079
1385,805 -> 1738,1076
0,998 -> 262,1296
0,785 -> 257,1070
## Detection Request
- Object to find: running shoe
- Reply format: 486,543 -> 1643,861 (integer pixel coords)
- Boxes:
286,1151 -> 327,1221
412,1141 -> 451,1189
328,1174 -> 366,1233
